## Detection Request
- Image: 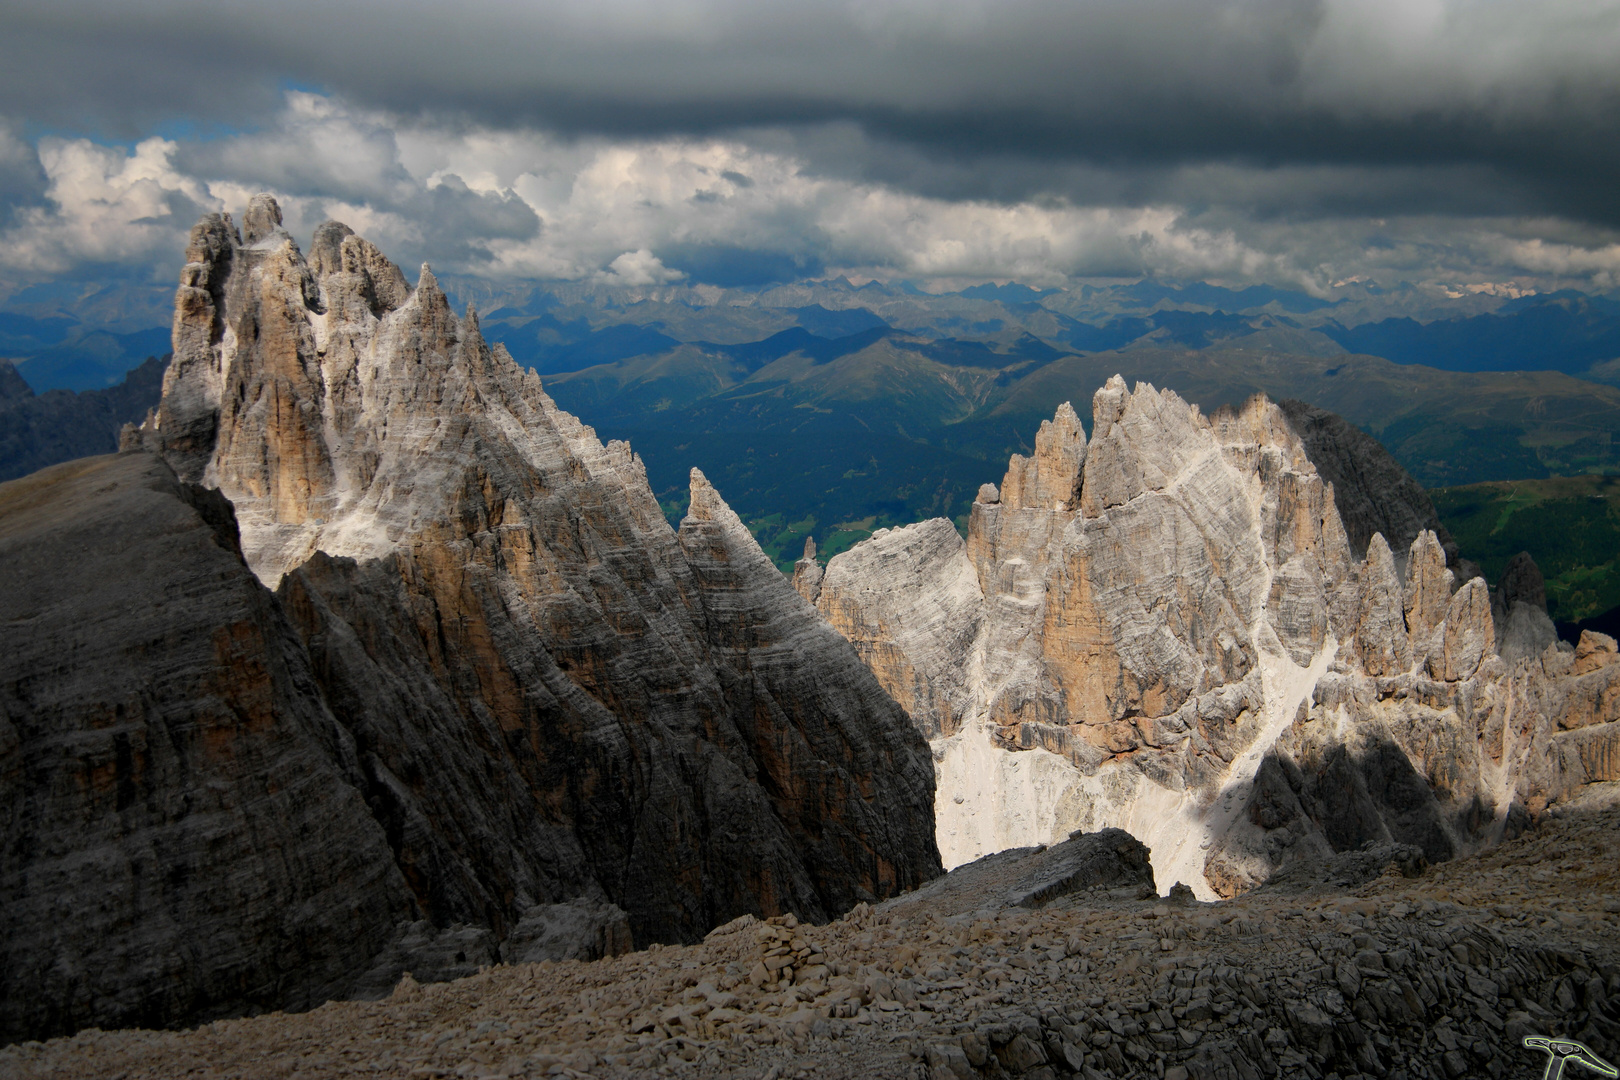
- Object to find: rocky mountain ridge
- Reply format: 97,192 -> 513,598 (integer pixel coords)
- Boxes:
798,377 -> 1620,898
0,196 -> 941,1043
543,335 -> 1620,574
0,354 -> 165,481
7,192 -> 1619,1061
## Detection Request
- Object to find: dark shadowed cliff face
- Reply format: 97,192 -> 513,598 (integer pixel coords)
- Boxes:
116,196 -> 938,959
0,454 -> 414,1043
1276,397 -> 1457,565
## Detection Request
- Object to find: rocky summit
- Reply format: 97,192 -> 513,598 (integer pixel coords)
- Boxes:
0,196 -> 940,1043
803,379 -> 1619,897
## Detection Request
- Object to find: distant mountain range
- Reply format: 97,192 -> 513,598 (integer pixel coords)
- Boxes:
0,275 -> 174,392
8,272 -> 1620,569
13,274 -> 1620,393
0,355 -> 165,482
0,313 -> 170,393
1318,291 -> 1620,376
539,330 -> 1620,568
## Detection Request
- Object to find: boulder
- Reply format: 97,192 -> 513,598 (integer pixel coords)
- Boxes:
1007,829 -> 1157,908
500,898 -> 633,965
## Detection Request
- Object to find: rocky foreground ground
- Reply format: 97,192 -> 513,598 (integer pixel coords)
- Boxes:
8,791 -> 1620,1080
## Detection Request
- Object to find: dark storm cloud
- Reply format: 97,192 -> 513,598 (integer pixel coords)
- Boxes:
422,176 -> 541,263
658,243 -> 826,288
171,109 -> 538,269
4,0 -> 1619,224
0,123 -> 50,221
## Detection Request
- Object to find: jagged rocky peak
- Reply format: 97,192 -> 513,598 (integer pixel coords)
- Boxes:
241,191 -> 287,244
128,195 -> 702,593
684,466 -> 729,524
130,194 -> 549,579
791,534 -> 824,604
8,196 -> 943,1041
1350,532 -> 1411,677
1498,549 -> 1547,610
1493,549 -> 1560,663
307,220 -> 412,314
1000,399 -> 1085,511
817,518 -> 983,741
1277,396 -> 1458,564
818,377 -> 1619,899
1403,528 -> 1455,645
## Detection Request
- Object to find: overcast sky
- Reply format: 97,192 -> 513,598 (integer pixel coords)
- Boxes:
2,0 -> 1619,308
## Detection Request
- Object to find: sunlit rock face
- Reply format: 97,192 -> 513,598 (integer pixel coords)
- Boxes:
126,195 -> 941,950
808,378 -> 1617,898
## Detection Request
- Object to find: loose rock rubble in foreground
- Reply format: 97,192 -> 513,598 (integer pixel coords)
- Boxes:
8,799 -> 1619,1080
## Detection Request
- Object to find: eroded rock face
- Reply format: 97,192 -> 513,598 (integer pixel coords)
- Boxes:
134,198 -> 940,937
807,379 -> 1614,899
31,196 -> 942,1036
1276,398 -> 1455,563
0,454 -> 414,1042
791,536 -> 823,604
811,381 -> 1355,888
675,469 -> 940,915
816,519 -> 983,740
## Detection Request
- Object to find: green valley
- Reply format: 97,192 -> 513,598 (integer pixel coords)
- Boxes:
1431,474 -> 1620,622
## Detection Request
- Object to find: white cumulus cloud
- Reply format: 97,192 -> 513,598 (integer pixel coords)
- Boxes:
600,249 -> 686,286
1,91 -> 1618,306
1,135 -> 215,276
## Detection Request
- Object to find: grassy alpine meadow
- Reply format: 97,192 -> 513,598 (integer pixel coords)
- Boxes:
1430,473 -> 1620,622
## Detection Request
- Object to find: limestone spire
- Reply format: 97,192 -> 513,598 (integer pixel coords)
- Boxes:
792,535 -> 824,604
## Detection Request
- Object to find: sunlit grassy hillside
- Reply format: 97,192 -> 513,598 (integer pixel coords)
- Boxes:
1431,474 -> 1620,622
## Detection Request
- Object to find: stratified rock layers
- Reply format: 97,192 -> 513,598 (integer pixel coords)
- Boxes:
0,454 -> 413,1041
0,197 -> 940,1041
140,196 -> 940,934
812,379 -> 1619,897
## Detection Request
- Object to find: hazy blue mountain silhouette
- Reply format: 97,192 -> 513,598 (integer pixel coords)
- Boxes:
1320,292 -> 1620,374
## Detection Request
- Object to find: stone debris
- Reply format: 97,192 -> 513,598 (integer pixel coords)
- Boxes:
501,900 -> 635,966
746,914 -> 836,993
5,797 -> 1616,1080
